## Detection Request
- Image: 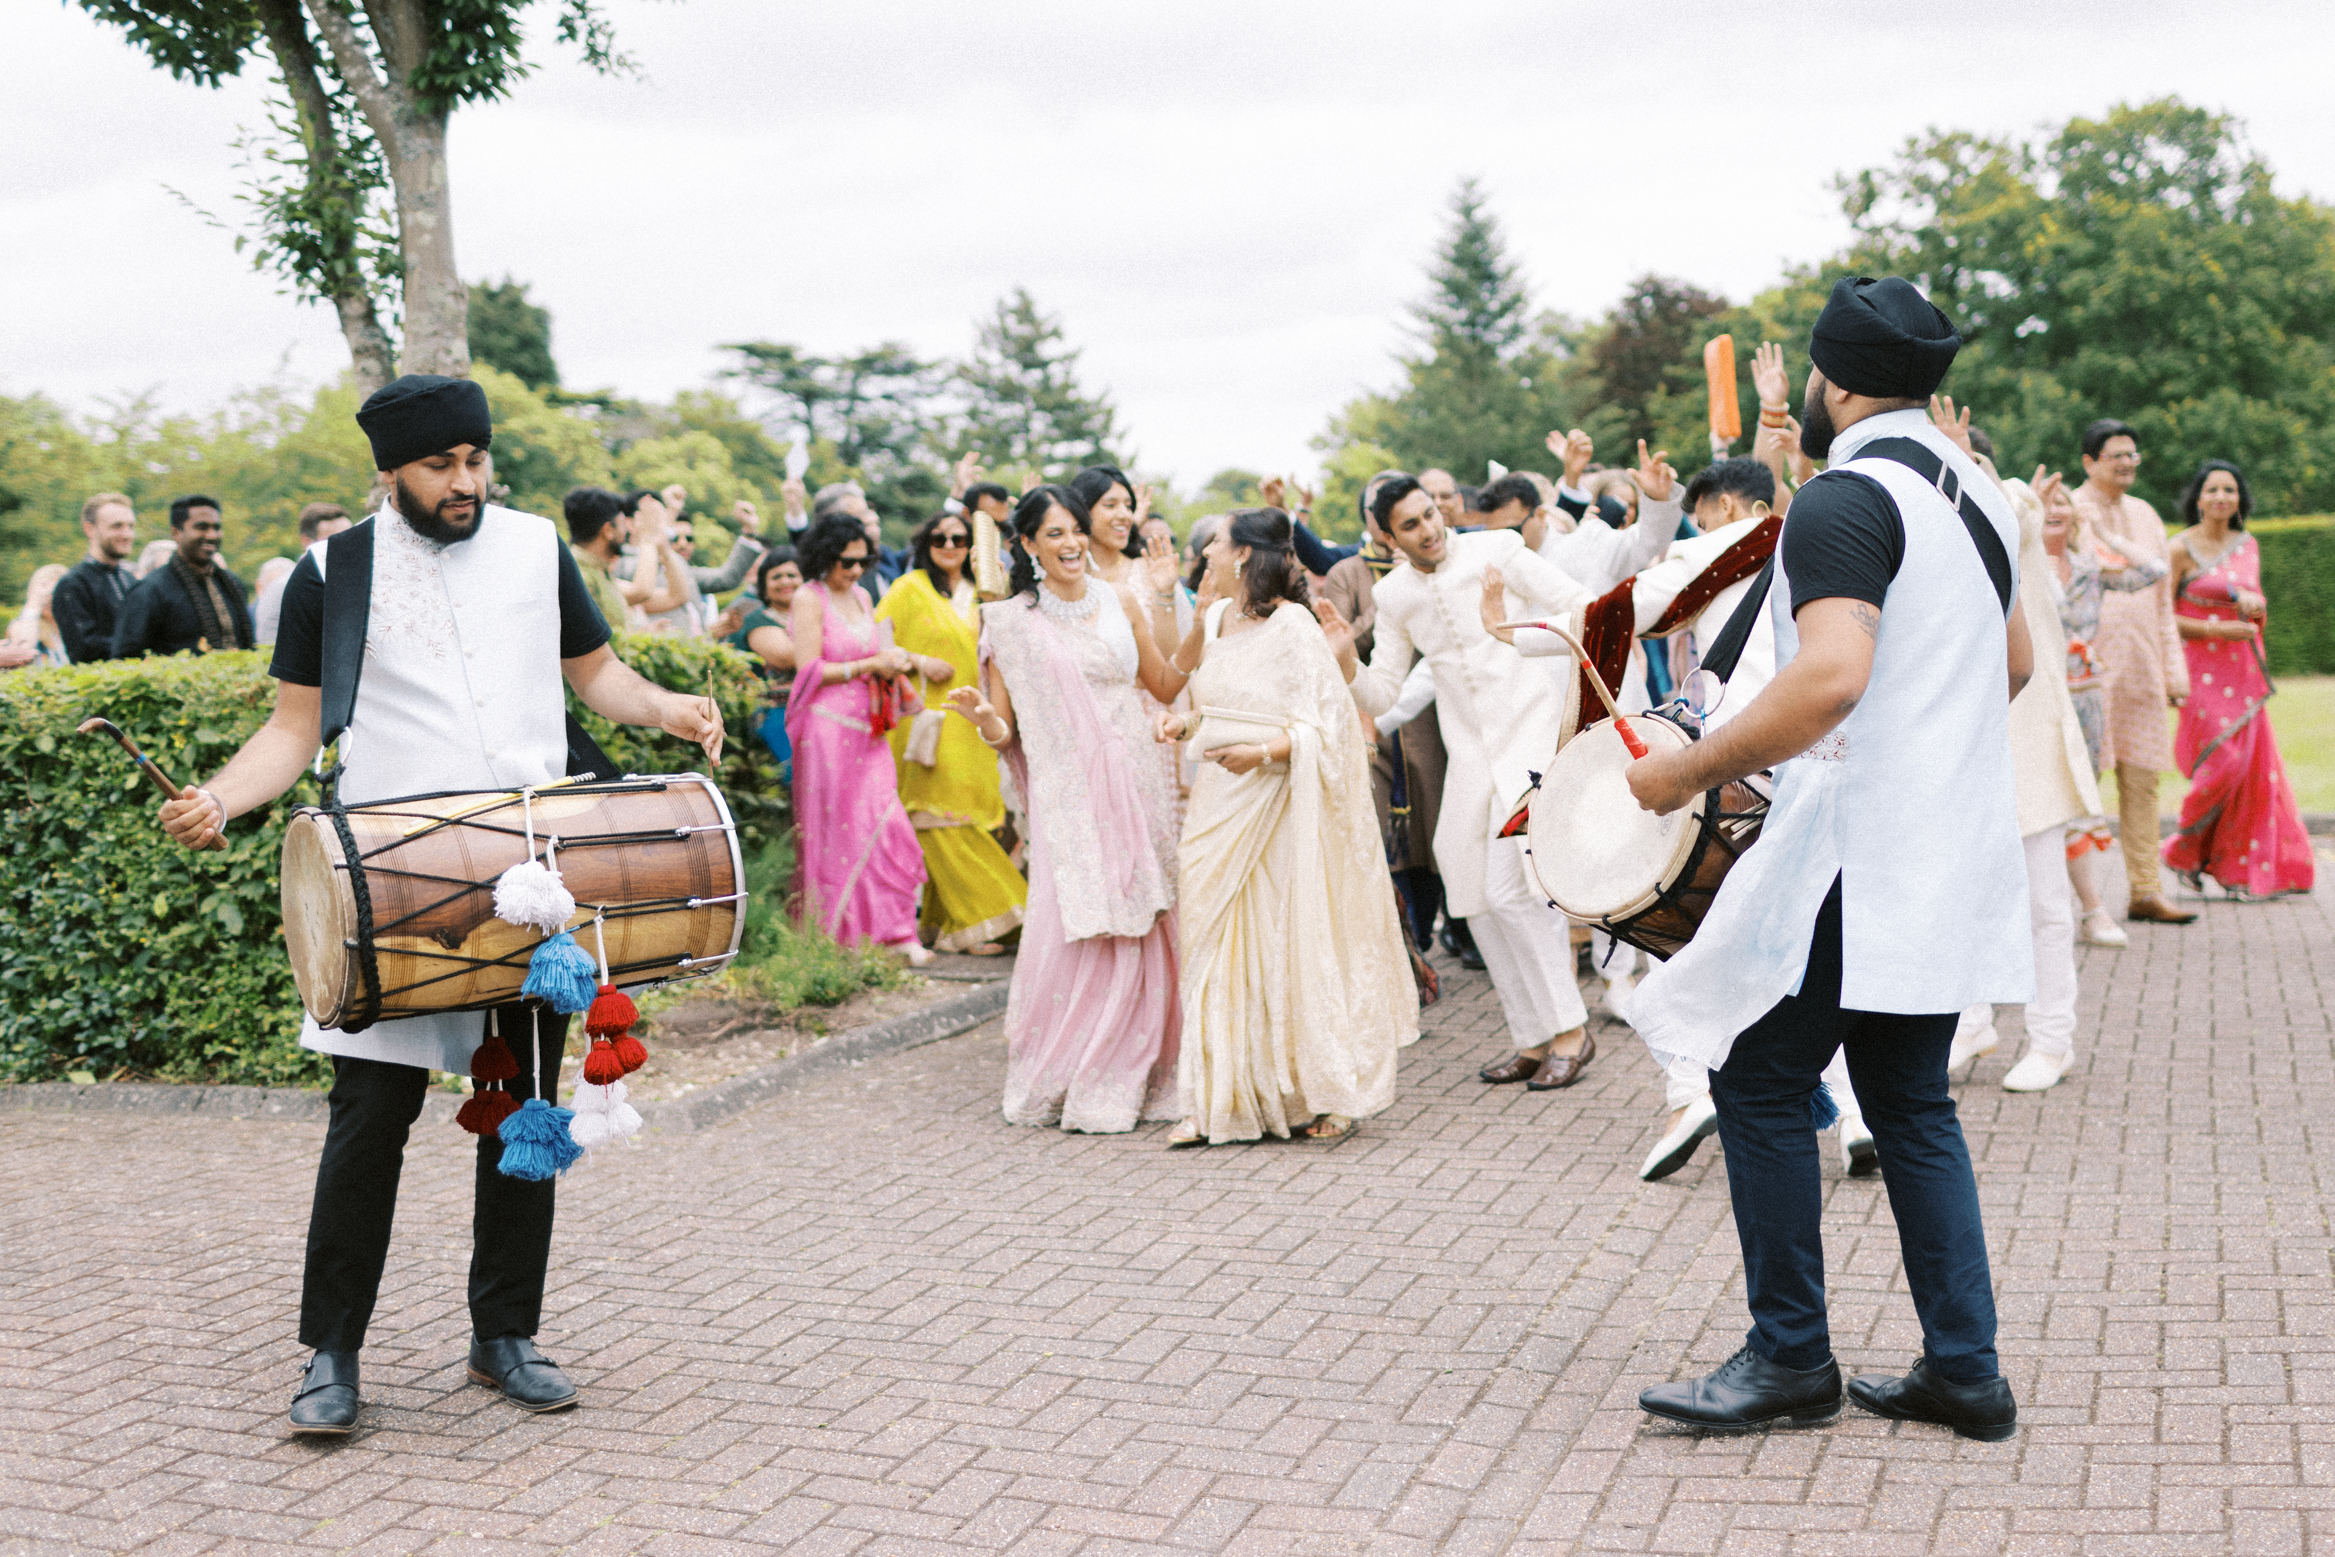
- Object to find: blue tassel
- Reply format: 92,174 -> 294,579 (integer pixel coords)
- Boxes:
496,1097 -> 583,1180
1808,1082 -> 1840,1133
521,931 -> 598,1014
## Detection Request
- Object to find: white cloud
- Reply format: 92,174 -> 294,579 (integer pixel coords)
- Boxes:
12,0 -> 2335,486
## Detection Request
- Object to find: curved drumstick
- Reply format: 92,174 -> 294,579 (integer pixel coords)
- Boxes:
1496,617 -> 1648,759
77,716 -> 228,850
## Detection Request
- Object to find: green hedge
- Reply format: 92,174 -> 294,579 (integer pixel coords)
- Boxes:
2256,520 -> 2335,677
0,635 -> 777,1085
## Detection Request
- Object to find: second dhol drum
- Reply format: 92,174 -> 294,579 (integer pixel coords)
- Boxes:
281,773 -> 745,1030
1524,713 -> 1768,960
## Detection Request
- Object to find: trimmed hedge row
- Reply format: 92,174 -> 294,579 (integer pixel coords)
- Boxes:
2255,520 -> 2335,677
0,635 -> 776,1085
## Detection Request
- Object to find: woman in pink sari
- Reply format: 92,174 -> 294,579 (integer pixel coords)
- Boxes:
2162,460 -> 2314,899
947,484 -> 1192,1133
787,513 -> 932,962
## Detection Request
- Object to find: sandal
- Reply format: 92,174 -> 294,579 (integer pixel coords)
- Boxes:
961,942 -> 1009,957
1166,1121 -> 1208,1149
1305,1115 -> 1355,1141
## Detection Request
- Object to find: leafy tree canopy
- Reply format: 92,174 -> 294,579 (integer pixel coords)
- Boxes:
467,277 -> 558,389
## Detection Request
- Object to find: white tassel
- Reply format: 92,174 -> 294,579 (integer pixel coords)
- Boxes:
493,791 -> 576,934
568,1079 -> 642,1150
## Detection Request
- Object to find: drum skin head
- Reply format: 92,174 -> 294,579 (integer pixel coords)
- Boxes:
1526,716 -> 1702,920
280,811 -> 356,1027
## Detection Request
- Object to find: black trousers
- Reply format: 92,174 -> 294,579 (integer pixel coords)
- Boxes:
1707,881 -> 1999,1383
298,1004 -> 569,1353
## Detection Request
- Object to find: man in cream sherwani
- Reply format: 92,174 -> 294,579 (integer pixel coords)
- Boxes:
1322,471 -> 1605,1090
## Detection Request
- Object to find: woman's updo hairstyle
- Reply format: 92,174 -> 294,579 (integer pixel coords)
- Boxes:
797,512 -> 872,586
1067,465 -> 1143,558
1007,484 -> 1093,599
1223,506 -> 1310,620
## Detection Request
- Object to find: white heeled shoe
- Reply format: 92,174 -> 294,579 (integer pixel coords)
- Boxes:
1601,971 -> 1636,1020
1640,1095 -> 1718,1182
1947,1019 -> 1998,1074
2077,908 -> 2129,949
2001,1049 -> 2075,1092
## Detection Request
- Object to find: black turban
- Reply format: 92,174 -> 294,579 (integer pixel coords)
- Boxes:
355,374 -> 494,471
1807,276 -> 1962,400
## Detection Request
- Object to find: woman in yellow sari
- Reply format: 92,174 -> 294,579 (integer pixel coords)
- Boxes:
875,513 -> 1027,953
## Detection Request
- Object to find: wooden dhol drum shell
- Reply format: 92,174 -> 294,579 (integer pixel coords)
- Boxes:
1523,713 -> 1768,961
280,774 -> 745,1030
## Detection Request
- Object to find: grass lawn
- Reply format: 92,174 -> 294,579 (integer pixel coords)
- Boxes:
2100,674 -> 2335,817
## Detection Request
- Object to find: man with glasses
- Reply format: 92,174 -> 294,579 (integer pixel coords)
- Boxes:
2074,419 -> 2195,925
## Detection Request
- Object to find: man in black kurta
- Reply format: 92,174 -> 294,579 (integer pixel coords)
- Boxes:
111,496 -> 254,658
53,492 -> 141,663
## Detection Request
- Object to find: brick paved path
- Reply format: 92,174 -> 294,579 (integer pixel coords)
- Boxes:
5,870 -> 2332,1556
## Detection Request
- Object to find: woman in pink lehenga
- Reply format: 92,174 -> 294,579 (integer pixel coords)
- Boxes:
787,513 -> 932,962
947,484 -> 1193,1133
2162,460 -> 2315,900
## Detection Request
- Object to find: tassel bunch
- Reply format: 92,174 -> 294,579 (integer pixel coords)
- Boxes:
568,1079 -> 643,1151
455,1028 -> 521,1136
496,1097 -> 584,1180
522,931 -> 598,1013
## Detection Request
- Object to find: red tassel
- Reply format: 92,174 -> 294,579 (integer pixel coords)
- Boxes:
456,1087 -> 519,1136
586,983 -> 638,1039
582,1038 -> 626,1086
470,1033 -> 519,1084
613,1033 -> 647,1074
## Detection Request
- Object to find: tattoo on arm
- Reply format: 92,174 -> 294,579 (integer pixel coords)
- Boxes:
1848,603 -> 1880,642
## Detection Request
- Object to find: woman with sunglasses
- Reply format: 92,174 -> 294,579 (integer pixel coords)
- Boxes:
786,513 -> 931,965
874,513 -> 1028,955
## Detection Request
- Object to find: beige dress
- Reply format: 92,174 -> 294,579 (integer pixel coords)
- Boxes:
1176,601 -> 1420,1142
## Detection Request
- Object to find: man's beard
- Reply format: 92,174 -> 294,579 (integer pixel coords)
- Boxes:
394,475 -> 482,546
1799,381 -> 1839,461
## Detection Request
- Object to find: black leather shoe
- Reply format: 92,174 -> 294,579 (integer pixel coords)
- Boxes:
467,1335 -> 579,1413
1639,1345 -> 1842,1431
1479,1051 -> 1544,1084
1439,920 -> 1486,971
1847,1358 -> 2016,1442
288,1350 -> 360,1435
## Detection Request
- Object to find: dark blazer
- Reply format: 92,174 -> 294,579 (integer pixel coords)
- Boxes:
52,558 -> 135,663
111,562 -> 254,658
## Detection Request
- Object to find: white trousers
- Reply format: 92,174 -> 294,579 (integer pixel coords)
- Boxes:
1471,838 -> 1590,1049
1956,825 -> 2079,1058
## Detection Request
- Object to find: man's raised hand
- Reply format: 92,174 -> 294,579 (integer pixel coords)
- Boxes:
1634,440 -> 1677,503
1547,428 -> 1594,487
1751,342 -> 1790,409
1928,394 -> 1975,457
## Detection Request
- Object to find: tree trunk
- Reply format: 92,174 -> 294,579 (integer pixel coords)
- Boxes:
252,0 -> 396,398
383,108 -> 465,377
303,0 -> 469,380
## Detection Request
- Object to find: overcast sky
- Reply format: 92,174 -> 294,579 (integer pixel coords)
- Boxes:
11,0 -> 2335,487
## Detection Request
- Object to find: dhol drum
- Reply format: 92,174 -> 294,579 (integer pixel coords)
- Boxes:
280,774 -> 745,1030
1523,713 -> 1768,960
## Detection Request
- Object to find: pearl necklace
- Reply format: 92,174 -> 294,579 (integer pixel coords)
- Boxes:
1035,585 -> 1101,624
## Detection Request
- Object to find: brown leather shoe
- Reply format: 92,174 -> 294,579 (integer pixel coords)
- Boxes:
2126,893 -> 2198,925
1479,1051 -> 1545,1084
1529,1031 -> 1598,1090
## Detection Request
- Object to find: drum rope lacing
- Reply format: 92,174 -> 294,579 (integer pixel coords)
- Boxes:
327,779 -> 741,1015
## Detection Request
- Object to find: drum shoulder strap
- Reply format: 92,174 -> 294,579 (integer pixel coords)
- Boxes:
1700,555 -> 1772,687
1851,437 -> 2014,614
319,523 -> 374,753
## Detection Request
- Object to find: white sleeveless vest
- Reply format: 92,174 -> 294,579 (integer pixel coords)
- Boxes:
299,504 -> 575,1071
1626,410 -> 2033,1073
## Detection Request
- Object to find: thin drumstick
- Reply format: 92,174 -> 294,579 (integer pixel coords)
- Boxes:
1495,618 -> 1649,759
76,716 -> 228,850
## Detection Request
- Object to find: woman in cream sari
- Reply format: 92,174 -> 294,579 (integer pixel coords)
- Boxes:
1155,507 -> 1419,1146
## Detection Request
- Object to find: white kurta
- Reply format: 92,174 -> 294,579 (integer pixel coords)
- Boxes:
1348,530 -> 1595,919
300,504 -> 576,1072
1627,410 -> 2034,1074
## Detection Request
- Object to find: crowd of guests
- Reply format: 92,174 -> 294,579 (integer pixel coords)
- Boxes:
6,379 -> 2316,1152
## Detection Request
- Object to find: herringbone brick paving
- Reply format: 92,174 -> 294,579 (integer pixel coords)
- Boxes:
3,869 -> 2331,1555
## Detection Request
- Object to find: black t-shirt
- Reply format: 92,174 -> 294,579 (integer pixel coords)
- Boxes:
1781,470 -> 1904,614
269,529 -> 612,687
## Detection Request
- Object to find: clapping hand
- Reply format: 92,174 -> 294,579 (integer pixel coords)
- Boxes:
1479,564 -> 1516,644
662,483 -> 688,517
1311,596 -> 1358,669
951,451 -> 984,499
1193,565 -> 1222,616
2032,467 -> 2066,510
1139,529 -> 1181,595
1751,342 -> 1790,410
1546,428 -> 1594,488
1634,440 -> 1676,503
1134,482 -> 1155,530
1260,475 -> 1287,510
1928,394 -> 1975,457
1288,477 -> 1317,513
